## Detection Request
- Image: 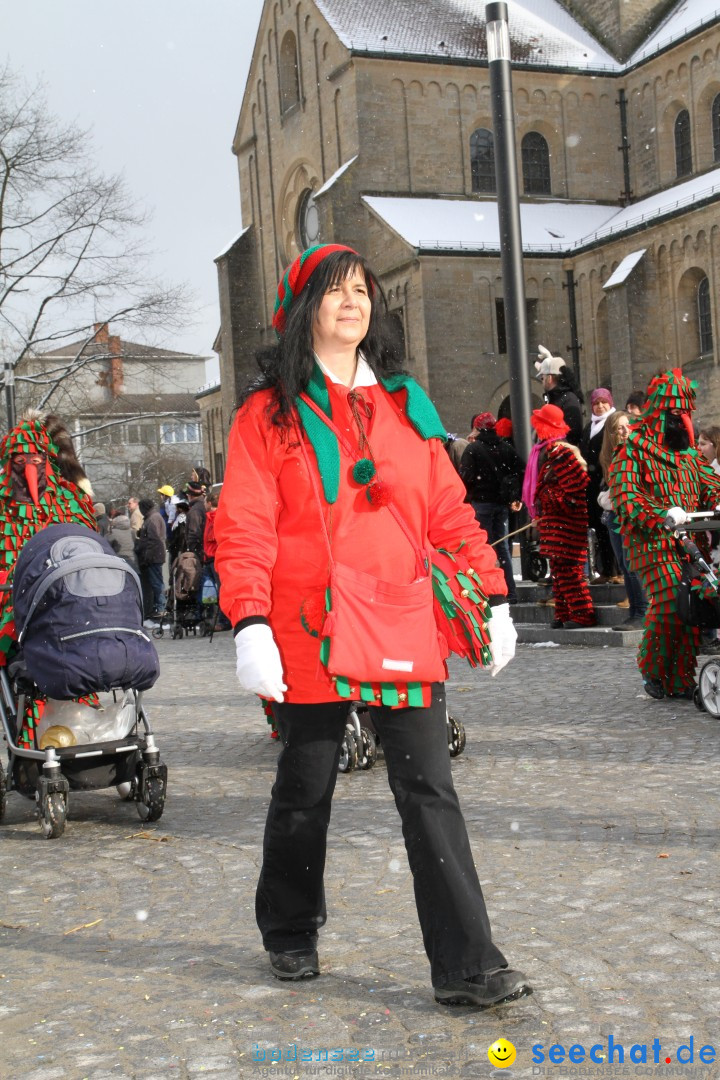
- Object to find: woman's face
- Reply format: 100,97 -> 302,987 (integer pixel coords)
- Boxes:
592,399 -> 612,417
616,416 -> 630,442
312,268 -> 371,355
698,433 -> 716,462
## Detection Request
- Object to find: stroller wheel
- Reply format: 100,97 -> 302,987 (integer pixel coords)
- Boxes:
698,660 -> 720,717
152,626 -> 164,639
528,553 -> 548,582
693,686 -> 705,712
39,791 -> 67,839
137,777 -> 165,822
172,624 -> 184,640
338,728 -> 358,773
447,715 -> 466,757
116,780 -> 134,800
0,761 -> 6,823
358,726 -> 378,770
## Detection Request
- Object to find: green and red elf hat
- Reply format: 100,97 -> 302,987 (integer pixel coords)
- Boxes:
272,243 -> 360,335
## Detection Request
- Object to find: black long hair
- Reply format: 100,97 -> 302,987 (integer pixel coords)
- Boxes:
555,364 -> 585,405
238,250 -> 406,428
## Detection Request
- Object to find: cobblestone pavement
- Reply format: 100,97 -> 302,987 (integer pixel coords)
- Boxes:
1,636 -> 719,1080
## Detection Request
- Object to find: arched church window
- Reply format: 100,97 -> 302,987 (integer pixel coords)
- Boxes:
699,276 -> 713,355
470,128 -> 496,193
297,188 -> 320,249
522,132 -> 551,195
674,108 -> 692,177
279,30 -> 300,114
712,93 -> 720,163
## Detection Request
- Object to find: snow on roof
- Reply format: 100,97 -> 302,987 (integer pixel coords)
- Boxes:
363,166 -> 720,254
315,0 -> 619,71
315,156 -> 358,197
603,249 -> 647,289
214,225 -> 251,261
628,0 -> 720,66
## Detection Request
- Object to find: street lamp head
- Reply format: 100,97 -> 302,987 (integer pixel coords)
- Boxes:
485,2 -> 511,63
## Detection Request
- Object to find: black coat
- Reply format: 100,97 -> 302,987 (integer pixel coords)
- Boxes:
546,385 -> 583,446
459,430 -> 525,504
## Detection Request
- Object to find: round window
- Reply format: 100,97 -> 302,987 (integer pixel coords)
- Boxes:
297,189 -> 320,249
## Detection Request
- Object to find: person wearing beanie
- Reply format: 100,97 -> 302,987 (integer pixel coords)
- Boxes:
459,411 -> 525,604
93,501 -> 110,537
134,498 -> 167,619
523,403 -> 597,629
535,345 -> 585,446
608,368 -> 720,699
214,242 -> 530,1008
579,388 -> 619,584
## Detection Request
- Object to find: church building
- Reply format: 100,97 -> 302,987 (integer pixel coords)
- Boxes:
216,0 -> 720,432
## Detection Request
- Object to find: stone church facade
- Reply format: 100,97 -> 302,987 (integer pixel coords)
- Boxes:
216,0 -> 720,433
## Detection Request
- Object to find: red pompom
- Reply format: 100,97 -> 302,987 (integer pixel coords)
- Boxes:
495,417 -> 513,438
300,593 -> 327,636
366,481 -> 393,507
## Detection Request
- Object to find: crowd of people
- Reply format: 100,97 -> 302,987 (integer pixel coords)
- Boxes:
453,350 -> 720,700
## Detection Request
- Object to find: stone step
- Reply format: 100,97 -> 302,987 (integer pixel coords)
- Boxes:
516,623 -> 642,647
516,580 -> 627,605
512,602 -> 634,627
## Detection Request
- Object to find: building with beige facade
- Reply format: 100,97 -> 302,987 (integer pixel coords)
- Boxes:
216,0 -> 720,433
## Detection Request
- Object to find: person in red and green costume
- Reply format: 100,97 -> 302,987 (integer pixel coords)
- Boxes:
214,243 -> 531,1008
608,368 -> 720,699
0,412 -> 97,747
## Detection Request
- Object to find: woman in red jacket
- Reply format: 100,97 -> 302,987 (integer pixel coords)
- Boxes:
214,243 -> 530,1008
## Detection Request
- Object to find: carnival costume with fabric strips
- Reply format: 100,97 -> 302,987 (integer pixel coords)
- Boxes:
0,415 -> 96,746
608,368 -> 720,697
214,245 -> 506,712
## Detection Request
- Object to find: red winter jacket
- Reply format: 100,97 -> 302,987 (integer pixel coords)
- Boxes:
214,379 -> 506,703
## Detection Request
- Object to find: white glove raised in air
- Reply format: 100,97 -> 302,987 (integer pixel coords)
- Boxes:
234,623 -> 287,702
485,602 -> 517,677
665,506 -> 689,528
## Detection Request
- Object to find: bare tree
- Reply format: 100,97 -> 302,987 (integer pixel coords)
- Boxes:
0,64 -> 193,425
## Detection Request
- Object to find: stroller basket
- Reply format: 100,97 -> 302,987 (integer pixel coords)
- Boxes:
674,516 -> 720,629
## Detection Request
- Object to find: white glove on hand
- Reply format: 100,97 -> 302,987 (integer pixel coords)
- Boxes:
665,506 -> 689,528
234,623 -> 287,702
486,602 -> 517,677
597,489 -> 613,512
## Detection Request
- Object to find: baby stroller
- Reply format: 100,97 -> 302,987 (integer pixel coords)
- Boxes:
158,551 -> 205,639
0,524 -> 167,838
672,510 -> 720,716
338,703 -> 466,773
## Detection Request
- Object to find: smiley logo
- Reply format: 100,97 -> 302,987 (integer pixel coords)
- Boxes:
488,1039 -> 517,1068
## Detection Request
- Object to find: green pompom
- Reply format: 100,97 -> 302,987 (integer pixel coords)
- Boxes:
352,458 -> 376,484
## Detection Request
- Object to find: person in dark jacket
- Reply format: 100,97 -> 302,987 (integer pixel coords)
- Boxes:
580,387 -> 619,582
94,501 -> 110,537
460,412 -> 525,604
535,345 -> 584,446
134,498 -> 167,618
185,482 -> 207,559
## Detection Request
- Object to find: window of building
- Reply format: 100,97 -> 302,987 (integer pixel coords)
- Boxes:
699,276 -> 713,354
712,94 -> 720,163
674,109 -> 692,177
279,30 -> 300,115
384,309 -> 406,361
522,132 -> 551,195
127,420 -> 157,445
160,421 -> 201,445
470,128 -> 496,193
297,188 -> 320,249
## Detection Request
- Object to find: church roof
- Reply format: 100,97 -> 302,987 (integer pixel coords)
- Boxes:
314,0 -> 718,71
315,0 -> 620,71
363,164 -> 720,254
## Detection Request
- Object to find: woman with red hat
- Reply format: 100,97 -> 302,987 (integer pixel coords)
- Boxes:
523,403 -> 596,629
214,243 -> 531,1008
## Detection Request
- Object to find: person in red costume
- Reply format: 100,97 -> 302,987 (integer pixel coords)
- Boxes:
214,243 -> 531,1008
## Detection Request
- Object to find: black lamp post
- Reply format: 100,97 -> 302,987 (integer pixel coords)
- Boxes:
486,1 -> 532,464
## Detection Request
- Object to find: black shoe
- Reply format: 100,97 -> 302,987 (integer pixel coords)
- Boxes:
268,949 -> 319,980
612,618 -> 644,631
563,619 -> 596,629
434,967 -> 532,1008
550,618 -> 564,629
643,678 -> 665,699
668,687 -> 694,700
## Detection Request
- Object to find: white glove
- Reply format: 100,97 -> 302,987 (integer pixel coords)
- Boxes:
485,602 -> 517,677
597,489 -> 613,511
665,506 -> 689,528
234,623 -> 287,701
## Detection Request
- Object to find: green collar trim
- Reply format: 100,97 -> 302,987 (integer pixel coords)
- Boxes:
296,362 -> 446,503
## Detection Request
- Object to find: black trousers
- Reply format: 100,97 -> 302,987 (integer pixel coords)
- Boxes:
256,684 -> 506,986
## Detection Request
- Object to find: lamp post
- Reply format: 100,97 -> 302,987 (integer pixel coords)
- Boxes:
4,361 -> 16,430
486,1 -> 532,464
